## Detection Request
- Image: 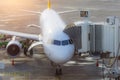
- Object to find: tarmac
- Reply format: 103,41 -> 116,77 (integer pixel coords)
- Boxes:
0,0 -> 120,80
0,48 -> 103,80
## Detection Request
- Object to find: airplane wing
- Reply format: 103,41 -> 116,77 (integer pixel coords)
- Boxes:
58,10 -> 79,14
22,9 -> 78,15
27,24 -> 41,29
0,30 -> 41,41
21,9 -> 41,14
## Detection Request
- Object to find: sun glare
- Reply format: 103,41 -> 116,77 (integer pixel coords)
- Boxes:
0,0 -> 36,15
0,0 -> 34,10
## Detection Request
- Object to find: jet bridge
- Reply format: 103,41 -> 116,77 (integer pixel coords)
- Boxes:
64,24 -> 82,51
64,16 -> 120,57
64,10 -> 120,58
64,16 -> 120,79
89,17 -> 120,57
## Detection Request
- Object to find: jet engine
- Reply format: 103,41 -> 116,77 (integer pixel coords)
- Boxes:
6,40 -> 22,57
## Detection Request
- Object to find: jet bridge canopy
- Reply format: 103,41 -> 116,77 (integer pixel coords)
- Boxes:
64,24 -> 82,50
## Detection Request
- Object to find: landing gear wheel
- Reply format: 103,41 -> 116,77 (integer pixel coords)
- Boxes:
59,68 -> 62,75
24,47 -> 28,56
23,39 -> 33,57
56,68 -> 62,75
24,47 -> 33,57
55,65 -> 62,75
28,49 -> 33,57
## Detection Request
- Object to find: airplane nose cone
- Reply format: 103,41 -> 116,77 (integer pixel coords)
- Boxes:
45,44 -> 75,64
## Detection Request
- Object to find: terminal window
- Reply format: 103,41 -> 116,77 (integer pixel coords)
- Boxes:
80,11 -> 88,17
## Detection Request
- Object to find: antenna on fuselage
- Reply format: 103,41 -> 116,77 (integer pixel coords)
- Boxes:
48,0 -> 51,9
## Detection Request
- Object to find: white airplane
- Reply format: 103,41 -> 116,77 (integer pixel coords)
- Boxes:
0,0 -> 75,75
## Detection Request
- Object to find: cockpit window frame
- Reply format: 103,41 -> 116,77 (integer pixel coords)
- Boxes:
53,40 -> 61,45
52,39 -> 73,46
62,40 -> 68,46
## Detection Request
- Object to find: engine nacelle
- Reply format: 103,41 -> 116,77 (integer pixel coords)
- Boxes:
6,40 -> 22,57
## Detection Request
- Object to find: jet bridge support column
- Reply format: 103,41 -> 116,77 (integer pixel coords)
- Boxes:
104,16 -> 120,79
75,11 -> 90,54
113,17 -> 119,74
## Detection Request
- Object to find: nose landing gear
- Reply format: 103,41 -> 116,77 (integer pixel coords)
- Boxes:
56,65 -> 62,75
50,61 -> 62,75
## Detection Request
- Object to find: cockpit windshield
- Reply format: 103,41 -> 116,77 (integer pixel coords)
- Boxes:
53,39 -> 73,46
